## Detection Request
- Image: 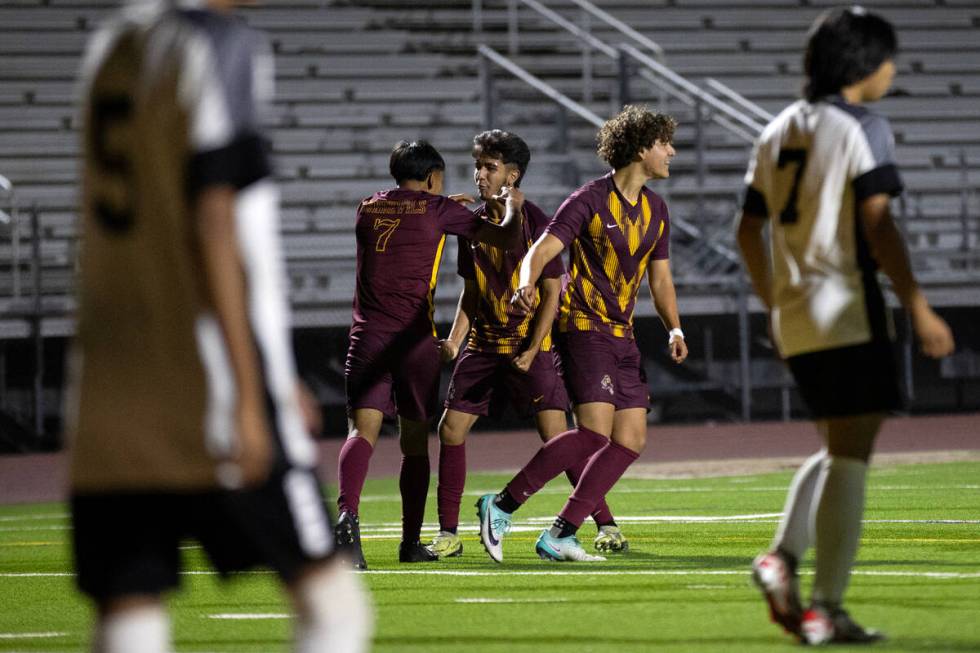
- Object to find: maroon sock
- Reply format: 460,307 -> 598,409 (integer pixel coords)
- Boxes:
504,426 -> 607,507
558,440 -> 639,528
400,454 -> 431,544
437,442 -> 466,533
337,436 -> 373,517
565,457 -> 616,526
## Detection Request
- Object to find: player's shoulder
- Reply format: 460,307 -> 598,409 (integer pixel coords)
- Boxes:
756,100 -> 808,146
559,174 -> 610,211
176,6 -> 263,49
640,186 -> 667,212
522,198 -> 550,223
822,97 -> 896,162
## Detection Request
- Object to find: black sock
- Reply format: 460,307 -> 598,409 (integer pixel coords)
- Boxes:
596,519 -> 617,529
550,516 -> 578,539
494,490 -> 520,514
445,526 -> 457,535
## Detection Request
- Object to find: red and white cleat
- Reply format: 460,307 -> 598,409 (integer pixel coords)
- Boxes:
751,549 -> 804,637
801,604 -> 886,646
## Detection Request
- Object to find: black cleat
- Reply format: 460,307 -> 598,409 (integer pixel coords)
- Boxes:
335,511 -> 367,570
399,540 -> 439,563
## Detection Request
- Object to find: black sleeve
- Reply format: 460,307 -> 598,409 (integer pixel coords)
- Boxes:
853,164 -> 904,202
188,131 -> 272,197
741,185 -> 769,217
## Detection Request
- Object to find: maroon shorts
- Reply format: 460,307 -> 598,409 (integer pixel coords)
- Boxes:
345,326 -> 441,421
445,347 -> 569,418
558,330 -> 649,410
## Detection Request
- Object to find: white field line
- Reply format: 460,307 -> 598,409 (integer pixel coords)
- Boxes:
358,484 -> 980,502
455,597 -> 569,604
0,513 -> 66,522
6,515 -> 978,536
3,569 -> 978,579
0,632 -> 67,639
207,613 -> 289,620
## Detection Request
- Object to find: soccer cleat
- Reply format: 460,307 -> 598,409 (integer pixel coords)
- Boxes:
751,549 -> 803,636
426,531 -> 463,559
335,511 -> 367,570
801,604 -> 885,646
399,540 -> 439,563
593,524 -> 629,552
535,530 -> 606,562
475,494 -> 512,563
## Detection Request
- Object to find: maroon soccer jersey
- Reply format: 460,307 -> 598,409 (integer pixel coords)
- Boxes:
352,188 -> 483,334
545,173 -> 670,338
457,200 -> 564,354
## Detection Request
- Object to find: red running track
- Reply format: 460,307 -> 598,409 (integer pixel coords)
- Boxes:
2,413 -> 977,505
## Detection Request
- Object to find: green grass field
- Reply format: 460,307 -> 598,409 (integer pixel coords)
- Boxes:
1,461 -> 978,652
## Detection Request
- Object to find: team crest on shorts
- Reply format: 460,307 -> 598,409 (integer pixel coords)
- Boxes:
600,374 -> 614,395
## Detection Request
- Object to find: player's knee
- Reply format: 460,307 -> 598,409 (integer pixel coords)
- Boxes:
95,602 -> 169,653
614,429 -> 647,454
438,417 -> 467,446
292,561 -> 374,653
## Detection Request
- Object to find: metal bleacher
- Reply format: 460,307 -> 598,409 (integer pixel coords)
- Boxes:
1,0 -> 979,432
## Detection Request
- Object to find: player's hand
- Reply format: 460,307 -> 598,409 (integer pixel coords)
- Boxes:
510,284 -> 536,314
911,303 -> 954,359
296,381 -> 323,437
439,338 -> 460,363
669,334 -> 688,364
234,396 -> 273,486
493,186 -> 525,212
511,348 -> 538,373
449,193 -> 476,205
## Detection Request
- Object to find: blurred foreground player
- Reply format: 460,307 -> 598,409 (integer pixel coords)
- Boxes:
68,2 -> 371,651
336,140 -> 524,568
476,106 -> 688,563
737,7 -> 954,645
428,130 -> 626,559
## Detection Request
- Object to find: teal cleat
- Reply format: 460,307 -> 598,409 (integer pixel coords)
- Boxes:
475,494 -> 512,563
535,529 -> 606,562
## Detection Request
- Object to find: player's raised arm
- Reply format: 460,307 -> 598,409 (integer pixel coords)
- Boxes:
859,195 -> 954,358
511,233 -> 564,314
647,258 -> 687,364
470,185 -> 525,249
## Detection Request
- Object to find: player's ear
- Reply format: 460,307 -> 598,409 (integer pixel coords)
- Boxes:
426,174 -> 433,190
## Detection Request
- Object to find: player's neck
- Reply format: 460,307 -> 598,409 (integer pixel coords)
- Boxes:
399,180 -> 431,193
839,83 -> 867,105
611,166 -> 648,205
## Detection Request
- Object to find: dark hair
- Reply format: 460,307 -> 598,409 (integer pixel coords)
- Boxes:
389,140 -> 446,184
471,129 -> 531,187
596,105 -> 677,170
804,6 -> 897,102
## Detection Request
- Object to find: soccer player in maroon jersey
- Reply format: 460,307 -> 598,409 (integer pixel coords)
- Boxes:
426,130 -> 627,560
336,140 -> 524,568
475,106 -> 688,562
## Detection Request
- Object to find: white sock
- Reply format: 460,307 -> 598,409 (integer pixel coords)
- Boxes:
294,563 -> 374,653
95,605 -> 170,653
811,456 -> 868,607
772,449 -> 827,560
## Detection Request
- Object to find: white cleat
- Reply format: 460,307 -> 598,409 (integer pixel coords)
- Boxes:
536,530 -> 606,562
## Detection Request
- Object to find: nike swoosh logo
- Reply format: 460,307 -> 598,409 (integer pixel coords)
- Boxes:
532,395 -> 544,403
484,500 -> 500,546
606,223 -> 618,228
